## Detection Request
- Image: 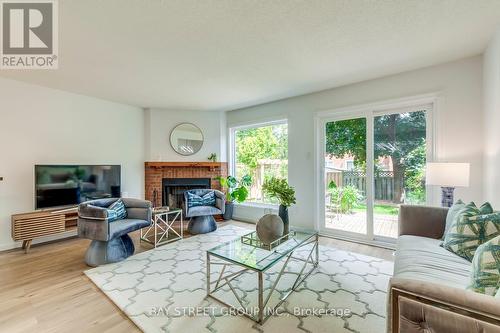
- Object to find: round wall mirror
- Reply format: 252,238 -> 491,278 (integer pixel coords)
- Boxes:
169,123 -> 204,156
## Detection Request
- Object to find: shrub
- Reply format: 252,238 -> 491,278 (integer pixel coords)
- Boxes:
329,185 -> 362,213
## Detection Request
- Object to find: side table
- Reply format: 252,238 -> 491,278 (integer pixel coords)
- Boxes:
140,207 -> 183,247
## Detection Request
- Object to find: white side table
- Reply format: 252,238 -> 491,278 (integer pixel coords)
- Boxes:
140,207 -> 183,247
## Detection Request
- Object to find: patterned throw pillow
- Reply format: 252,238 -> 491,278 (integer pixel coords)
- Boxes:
468,235 -> 500,296
187,191 -> 216,208
107,199 -> 127,222
443,199 -> 465,238
443,202 -> 496,261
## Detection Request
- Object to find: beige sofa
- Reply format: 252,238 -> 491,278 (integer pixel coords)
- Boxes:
388,205 -> 500,333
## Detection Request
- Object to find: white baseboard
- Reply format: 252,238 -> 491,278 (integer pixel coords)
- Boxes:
0,229 -> 78,252
231,216 -> 257,224
232,203 -> 273,224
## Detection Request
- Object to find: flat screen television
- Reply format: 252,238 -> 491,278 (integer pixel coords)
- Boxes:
35,165 -> 121,210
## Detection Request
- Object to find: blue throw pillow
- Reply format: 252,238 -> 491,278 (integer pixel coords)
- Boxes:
187,191 -> 216,208
107,199 -> 127,222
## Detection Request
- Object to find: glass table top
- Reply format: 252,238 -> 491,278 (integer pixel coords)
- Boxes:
207,230 -> 317,272
152,206 -> 182,214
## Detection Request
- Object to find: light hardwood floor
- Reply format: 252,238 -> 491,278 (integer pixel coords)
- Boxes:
0,221 -> 393,333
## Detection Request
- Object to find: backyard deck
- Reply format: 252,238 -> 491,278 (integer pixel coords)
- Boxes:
325,210 -> 398,238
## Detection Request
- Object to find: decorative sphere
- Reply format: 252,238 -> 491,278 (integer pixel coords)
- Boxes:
256,214 -> 284,245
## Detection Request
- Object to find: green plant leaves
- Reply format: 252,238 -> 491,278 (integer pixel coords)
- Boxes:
217,176 -> 228,188
217,175 -> 252,203
240,175 -> 252,187
328,185 -> 361,213
232,186 -> 249,203
227,176 -> 237,188
262,177 -> 296,207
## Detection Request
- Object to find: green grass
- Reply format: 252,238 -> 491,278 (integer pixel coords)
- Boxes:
352,203 -> 399,216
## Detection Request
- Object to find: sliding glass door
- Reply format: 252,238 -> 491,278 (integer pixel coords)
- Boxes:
321,104 -> 431,243
324,117 -> 368,237
373,110 -> 427,238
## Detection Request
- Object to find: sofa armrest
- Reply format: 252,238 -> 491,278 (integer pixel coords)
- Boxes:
77,216 -> 109,241
78,203 -> 109,220
388,278 -> 500,333
214,190 -> 226,214
122,198 -> 152,209
77,201 -> 114,241
398,205 -> 448,239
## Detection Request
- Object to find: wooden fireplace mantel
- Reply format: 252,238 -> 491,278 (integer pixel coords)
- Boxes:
145,162 -> 226,170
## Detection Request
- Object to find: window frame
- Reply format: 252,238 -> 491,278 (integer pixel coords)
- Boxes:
228,118 -> 289,207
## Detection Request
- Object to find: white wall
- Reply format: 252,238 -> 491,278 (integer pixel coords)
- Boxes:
0,55 -> 488,249
145,108 -> 227,162
483,27 -> 500,208
0,78 -> 145,251
227,56 -> 484,229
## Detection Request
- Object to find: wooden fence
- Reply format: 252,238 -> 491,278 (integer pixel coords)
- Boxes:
237,160 -> 288,201
326,171 -> 394,201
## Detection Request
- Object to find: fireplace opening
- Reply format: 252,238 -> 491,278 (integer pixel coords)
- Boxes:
162,178 -> 211,210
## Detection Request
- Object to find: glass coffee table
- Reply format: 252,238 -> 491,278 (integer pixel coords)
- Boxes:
206,230 -> 319,324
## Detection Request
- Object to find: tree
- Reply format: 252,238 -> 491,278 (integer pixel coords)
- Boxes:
325,118 -> 366,167
404,139 -> 426,203
325,111 -> 426,203
235,125 -> 287,171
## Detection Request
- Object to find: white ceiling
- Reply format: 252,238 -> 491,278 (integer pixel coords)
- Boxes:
2,0 -> 500,111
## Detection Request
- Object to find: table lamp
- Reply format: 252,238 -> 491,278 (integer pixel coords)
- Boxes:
426,162 -> 470,207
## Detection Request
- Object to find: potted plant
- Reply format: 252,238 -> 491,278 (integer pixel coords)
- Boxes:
262,177 -> 296,235
217,175 -> 252,220
207,153 -> 217,162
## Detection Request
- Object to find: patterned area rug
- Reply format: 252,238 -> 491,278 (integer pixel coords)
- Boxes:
85,225 -> 393,333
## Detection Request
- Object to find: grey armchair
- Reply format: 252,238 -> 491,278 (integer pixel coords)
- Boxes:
77,198 -> 152,266
184,189 -> 225,234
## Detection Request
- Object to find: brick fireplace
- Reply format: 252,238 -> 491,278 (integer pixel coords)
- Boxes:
145,162 -> 228,208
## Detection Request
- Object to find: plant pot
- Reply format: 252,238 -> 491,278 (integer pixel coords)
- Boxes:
278,205 -> 289,235
223,202 -> 234,220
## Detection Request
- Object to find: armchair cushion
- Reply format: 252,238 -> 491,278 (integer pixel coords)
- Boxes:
186,206 -> 222,217
187,191 -> 216,208
109,218 -> 151,239
107,199 -> 127,222
395,235 -> 470,288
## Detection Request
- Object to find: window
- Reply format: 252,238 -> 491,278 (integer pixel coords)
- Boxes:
231,121 -> 288,204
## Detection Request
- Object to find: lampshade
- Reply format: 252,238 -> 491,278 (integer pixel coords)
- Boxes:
425,162 -> 470,187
